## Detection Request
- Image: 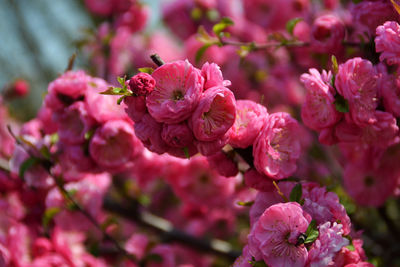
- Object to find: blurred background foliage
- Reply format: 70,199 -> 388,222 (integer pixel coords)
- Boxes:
0,0 -> 159,121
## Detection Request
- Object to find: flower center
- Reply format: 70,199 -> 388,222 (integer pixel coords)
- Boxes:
172,90 -> 184,101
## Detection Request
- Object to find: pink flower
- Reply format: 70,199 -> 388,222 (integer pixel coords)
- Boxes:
11,79 -> 29,97
233,245 -> 252,267
379,68 -> 400,117
190,86 -> 236,141
10,145 -> 53,189
253,112 -> 302,180
301,69 -> 341,131
85,77 -> 128,123
310,15 -> 345,54
161,122 -> 194,148
229,100 -> 268,148
44,70 -> 90,112
125,234 -> 149,260
335,111 -> 399,148
56,101 -> 95,145
194,133 -> 230,156
147,60 -> 204,124
201,62 -> 231,90
248,202 -> 310,267
123,95 -> 147,123
46,173 -> 111,231
343,160 -> 398,207
167,156 -> 235,206
244,168 -> 276,192
307,222 -> 349,267
335,58 -> 379,126
334,239 -> 368,266
89,120 -> 142,171
115,3 -> 149,33
375,21 -> 400,66
129,73 -> 156,97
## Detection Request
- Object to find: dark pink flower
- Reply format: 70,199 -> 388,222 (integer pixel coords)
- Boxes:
123,95 -> 147,123
375,21 -> 400,66
311,15 -> 345,54
129,73 -> 156,97
147,60 -> 204,124
253,112 -> 302,180
190,86 -> 236,141
161,122 -> 194,148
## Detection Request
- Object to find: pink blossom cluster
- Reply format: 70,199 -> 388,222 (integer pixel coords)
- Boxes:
124,60 -> 236,157
235,182 -> 371,267
300,19 -> 400,206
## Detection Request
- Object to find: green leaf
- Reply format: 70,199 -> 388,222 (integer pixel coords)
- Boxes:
146,254 -> 163,263
334,94 -> 349,113
183,147 -> 190,159
346,244 -> 355,251
84,129 -> 95,141
331,55 -> 339,74
195,44 -> 212,64
117,95 -> 126,105
191,7 -> 203,20
197,25 -> 216,44
237,201 -> 254,207
304,220 -> 319,244
206,9 -> 220,22
19,157 -> 39,179
289,183 -> 303,203
50,133 -> 59,144
42,207 -> 61,230
212,17 -> 234,37
249,258 -> 268,267
138,67 -> 154,74
286,18 -> 303,35
117,76 -> 126,87
138,194 -> 151,206
39,146 -> 51,160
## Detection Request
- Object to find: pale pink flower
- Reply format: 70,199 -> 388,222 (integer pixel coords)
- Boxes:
248,202 -> 310,267
335,58 -> 379,126
375,21 -> 400,65
301,69 -> 341,131
253,112 -> 302,180
125,234 -> 149,260
293,20 -> 311,42
229,100 -> 268,148
307,222 -> 349,267
233,245 -> 252,267
90,120 -> 142,171
147,60 -> 204,124
201,62 -> 231,90
310,15 -> 345,54
190,86 -> 236,141
302,185 -> 351,235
